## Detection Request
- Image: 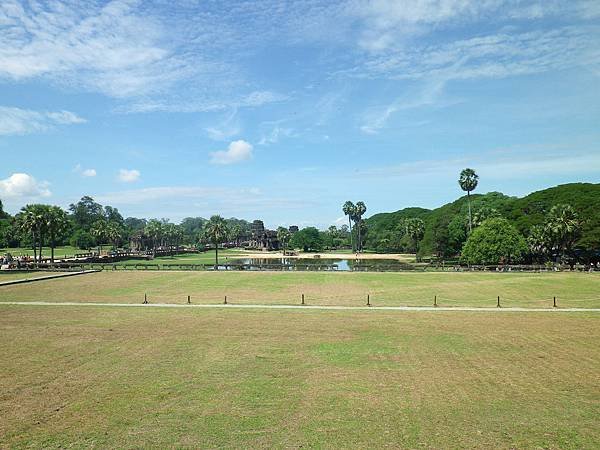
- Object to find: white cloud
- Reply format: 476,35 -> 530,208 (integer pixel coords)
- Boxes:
210,140 -> 253,165
82,169 -> 97,177
349,26 -> 600,81
0,106 -> 86,135
0,0 -> 188,98
73,164 -> 97,177
0,173 -> 51,198
118,169 -> 141,182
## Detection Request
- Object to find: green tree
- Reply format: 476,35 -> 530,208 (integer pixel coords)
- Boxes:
91,220 -> 109,255
405,218 -> 425,256
17,204 -> 47,262
290,227 -> 323,252
545,204 -> 581,263
458,168 -> 479,234
106,222 -> 123,251
69,196 -> 104,231
45,206 -> 70,263
342,201 -> 355,251
145,219 -> 164,257
277,227 -> 291,255
527,224 -> 551,263
204,215 -> 229,268
460,218 -> 527,265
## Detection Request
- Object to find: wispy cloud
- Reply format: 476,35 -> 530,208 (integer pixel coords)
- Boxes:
118,169 -> 141,182
354,145 -> 600,179
95,185 -> 317,221
258,125 -> 295,145
204,108 -> 241,141
210,140 -> 253,165
360,81 -> 445,134
347,26 -> 600,82
0,106 -> 85,135
0,173 -> 51,198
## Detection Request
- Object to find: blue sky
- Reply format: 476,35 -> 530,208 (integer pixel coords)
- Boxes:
1,0 -> 599,229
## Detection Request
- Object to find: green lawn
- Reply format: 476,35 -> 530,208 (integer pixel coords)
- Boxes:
1,271 -> 599,308
0,245 -> 82,258
0,306 -> 598,448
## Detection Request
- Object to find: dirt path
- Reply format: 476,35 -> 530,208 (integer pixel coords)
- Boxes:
1,301 -> 598,313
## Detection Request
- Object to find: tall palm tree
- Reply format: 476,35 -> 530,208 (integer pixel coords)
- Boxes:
528,225 -> 550,263
145,219 -> 164,257
277,227 -> 291,255
342,201 -> 355,252
546,204 -> 581,262
46,206 -> 69,263
106,222 -> 123,252
406,218 -> 425,257
17,206 -> 41,262
204,215 -> 229,268
91,220 -> 109,255
458,168 -> 479,234
354,201 -> 367,253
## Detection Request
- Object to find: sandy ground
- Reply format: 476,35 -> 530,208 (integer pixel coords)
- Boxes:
230,251 -> 415,261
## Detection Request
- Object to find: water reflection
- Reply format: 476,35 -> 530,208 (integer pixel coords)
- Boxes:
221,258 -> 415,271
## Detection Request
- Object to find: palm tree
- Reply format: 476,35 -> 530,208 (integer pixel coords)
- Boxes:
45,206 -> 69,263
545,204 -> 581,263
17,206 -> 41,262
204,215 -> 229,268
342,201 -> 356,252
277,227 -> 291,255
406,218 -> 425,258
528,225 -> 550,263
229,224 -> 242,247
91,220 -> 109,255
106,222 -> 123,252
458,168 -> 479,234
145,219 -> 164,257
354,201 -> 367,253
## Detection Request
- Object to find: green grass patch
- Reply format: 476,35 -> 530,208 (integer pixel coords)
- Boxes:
1,271 -> 599,308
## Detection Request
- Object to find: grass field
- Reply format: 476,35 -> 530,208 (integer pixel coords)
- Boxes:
0,306 -> 598,448
1,271 -> 599,308
114,249 -> 254,266
0,271 -> 52,283
0,246 -> 82,258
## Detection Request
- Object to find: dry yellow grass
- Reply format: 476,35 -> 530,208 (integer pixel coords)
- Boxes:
0,306 -> 598,448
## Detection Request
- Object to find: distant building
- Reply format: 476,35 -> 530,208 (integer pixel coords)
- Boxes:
246,219 -> 280,251
289,225 -> 299,234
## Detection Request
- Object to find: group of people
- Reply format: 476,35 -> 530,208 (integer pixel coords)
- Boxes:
0,254 -> 30,270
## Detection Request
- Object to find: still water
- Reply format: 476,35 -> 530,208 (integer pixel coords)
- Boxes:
221,258 -> 417,271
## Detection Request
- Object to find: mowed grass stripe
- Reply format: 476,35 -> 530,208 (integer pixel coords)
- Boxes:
1,271 -> 599,308
0,307 -> 597,448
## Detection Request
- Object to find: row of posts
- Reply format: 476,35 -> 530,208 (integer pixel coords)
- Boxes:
143,293 -> 559,308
